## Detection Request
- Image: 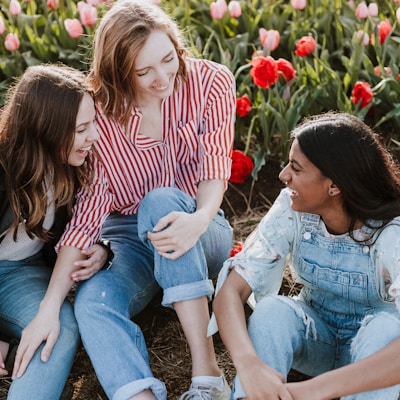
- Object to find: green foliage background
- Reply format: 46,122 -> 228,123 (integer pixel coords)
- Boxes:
1,0 -> 400,172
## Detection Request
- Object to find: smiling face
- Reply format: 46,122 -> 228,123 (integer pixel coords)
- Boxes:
134,30 -> 180,106
67,93 -> 99,167
279,139 -> 335,216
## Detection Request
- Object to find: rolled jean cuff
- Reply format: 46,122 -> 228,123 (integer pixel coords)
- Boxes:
232,375 -> 246,400
162,279 -> 214,308
113,377 -> 166,400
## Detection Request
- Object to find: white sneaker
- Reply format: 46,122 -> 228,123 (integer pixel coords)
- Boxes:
179,375 -> 231,400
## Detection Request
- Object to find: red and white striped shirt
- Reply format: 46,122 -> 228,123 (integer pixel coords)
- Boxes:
59,58 -> 236,249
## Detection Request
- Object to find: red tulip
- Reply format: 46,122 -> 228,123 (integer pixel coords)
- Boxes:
230,241 -> 243,257
250,56 -> 279,89
352,82 -> 373,108
378,19 -> 392,44
276,58 -> 296,81
229,150 -> 254,184
295,36 -> 316,56
236,95 -> 252,117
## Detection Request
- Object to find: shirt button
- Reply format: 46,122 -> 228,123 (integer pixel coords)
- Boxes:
363,246 -> 369,254
303,232 -> 311,240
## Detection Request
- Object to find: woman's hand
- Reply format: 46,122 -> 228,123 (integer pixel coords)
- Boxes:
285,381 -> 328,400
12,307 -> 60,379
236,356 -> 293,400
71,243 -> 108,282
147,211 -> 207,260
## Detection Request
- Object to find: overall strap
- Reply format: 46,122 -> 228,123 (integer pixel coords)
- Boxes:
299,213 -> 320,240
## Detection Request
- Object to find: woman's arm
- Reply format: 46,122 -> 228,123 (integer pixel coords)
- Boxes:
214,270 -> 293,400
286,337 -> 400,400
147,179 -> 225,260
12,246 -> 85,379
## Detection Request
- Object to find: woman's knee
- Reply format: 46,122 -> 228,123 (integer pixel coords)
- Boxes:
139,188 -> 194,222
351,312 -> 400,361
248,295 -> 304,337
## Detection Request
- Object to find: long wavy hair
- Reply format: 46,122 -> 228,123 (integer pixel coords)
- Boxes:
0,64 -> 95,241
88,0 -> 188,127
293,112 -> 400,235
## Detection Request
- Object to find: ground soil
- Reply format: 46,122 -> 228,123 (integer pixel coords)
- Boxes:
0,158 -> 309,399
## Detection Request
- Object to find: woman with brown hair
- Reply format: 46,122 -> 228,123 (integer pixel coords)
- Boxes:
0,64 -> 109,399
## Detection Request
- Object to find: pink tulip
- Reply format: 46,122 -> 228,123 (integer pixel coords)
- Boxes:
348,0 -> 355,8
64,18 -> 84,39
47,0 -> 59,9
9,0 -> 22,16
356,30 -> 369,46
4,33 -> 20,51
291,0 -> 306,10
355,2 -> 368,18
373,66 -> 392,76
0,16 -> 6,35
228,1 -> 242,18
259,28 -> 280,52
397,8 -> 400,24
78,1 -> 97,27
210,0 -> 228,20
395,0 -> 400,3
368,3 -> 378,17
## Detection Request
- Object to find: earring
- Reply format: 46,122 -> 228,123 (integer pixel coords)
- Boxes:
329,190 -> 334,196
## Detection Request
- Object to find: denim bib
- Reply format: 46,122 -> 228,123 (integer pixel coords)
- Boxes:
293,213 -> 395,330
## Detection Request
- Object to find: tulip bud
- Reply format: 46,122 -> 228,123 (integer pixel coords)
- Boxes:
291,0 -> 306,10
368,3 -> 378,17
259,28 -> 280,52
5,33 -> 20,51
355,2 -> 368,18
210,0 -> 228,19
64,18 -> 84,39
47,0 -> 59,9
356,30 -> 369,46
228,1 -> 242,18
0,16 -> 6,35
78,1 -> 97,27
9,0 -> 22,16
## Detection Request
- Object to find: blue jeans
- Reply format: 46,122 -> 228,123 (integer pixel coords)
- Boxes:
74,187 -> 233,400
232,296 -> 400,399
0,254 -> 80,400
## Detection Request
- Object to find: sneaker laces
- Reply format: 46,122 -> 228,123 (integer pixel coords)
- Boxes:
179,385 -> 215,400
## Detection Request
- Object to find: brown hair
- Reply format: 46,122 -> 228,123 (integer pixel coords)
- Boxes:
88,0 -> 188,127
0,64 -> 94,241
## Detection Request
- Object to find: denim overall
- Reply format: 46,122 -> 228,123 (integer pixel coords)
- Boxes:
233,213 -> 400,399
